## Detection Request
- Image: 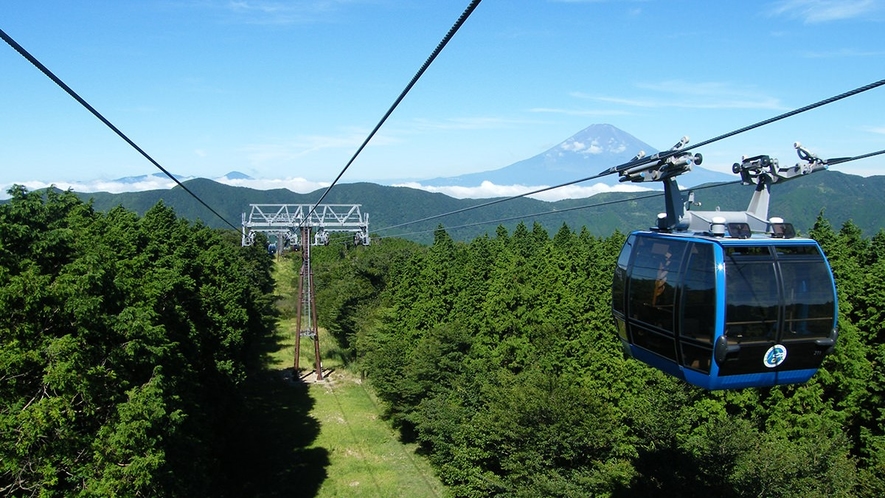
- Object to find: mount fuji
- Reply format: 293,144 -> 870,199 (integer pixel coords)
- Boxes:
421,124 -> 732,189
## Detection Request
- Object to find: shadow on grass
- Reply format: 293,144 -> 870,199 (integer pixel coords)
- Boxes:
220,370 -> 328,497
217,298 -> 330,497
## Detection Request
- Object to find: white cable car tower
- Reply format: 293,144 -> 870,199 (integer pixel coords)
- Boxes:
241,203 -> 370,379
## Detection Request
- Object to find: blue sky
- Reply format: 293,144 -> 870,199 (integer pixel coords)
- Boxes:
2,0 -> 883,200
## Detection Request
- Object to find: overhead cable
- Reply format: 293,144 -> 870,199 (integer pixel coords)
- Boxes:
823,148 -> 885,166
679,81 -> 885,157
374,174 -> 609,233
374,78 -> 885,233
385,145 -> 885,238
304,0 -> 483,220
0,27 -> 240,232
388,181 -> 741,238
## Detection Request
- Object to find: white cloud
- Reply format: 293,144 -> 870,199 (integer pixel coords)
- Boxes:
3,176 -> 651,203
561,140 -> 586,153
393,180 -> 652,202
0,175 -> 329,200
801,48 -> 885,58
0,177 -> 178,198
219,176 -> 329,192
219,0 -> 342,25
4,177 -> 650,202
560,140 -> 603,155
406,116 -> 537,131
529,107 -> 632,117
240,130 -> 395,164
559,137 -> 627,156
768,0 -> 879,23
572,81 -> 784,110
609,142 -> 627,154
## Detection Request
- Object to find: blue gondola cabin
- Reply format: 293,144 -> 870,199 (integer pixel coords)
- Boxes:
610,147 -> 838,390
612,230 -> 837,390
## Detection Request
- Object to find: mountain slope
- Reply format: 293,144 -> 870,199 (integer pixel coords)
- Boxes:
421,124 -> 732,188
76,170 -> 885,244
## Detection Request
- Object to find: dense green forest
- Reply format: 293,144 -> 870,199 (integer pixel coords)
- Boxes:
63,169 -> 885,244
312,220 -> 885,497
5,184 -> 885,496
0,187 -> 277,496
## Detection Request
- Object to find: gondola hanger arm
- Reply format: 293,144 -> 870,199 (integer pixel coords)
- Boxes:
617,136 -> 704,183
733,142 -> 830,187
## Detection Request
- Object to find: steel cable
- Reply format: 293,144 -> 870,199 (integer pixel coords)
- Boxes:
303,0 -> 483,223
374,78 -> 885,233
0,27 -> 241,232
385,147 -> 885,238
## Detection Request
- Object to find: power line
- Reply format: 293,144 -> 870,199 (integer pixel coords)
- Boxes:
0,27 -> 240,232
304,0 -> 483,221
374,78 -> 885,233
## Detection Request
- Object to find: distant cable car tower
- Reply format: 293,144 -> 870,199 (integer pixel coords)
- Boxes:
241,203 -> 370,254
241,203 -> 370,379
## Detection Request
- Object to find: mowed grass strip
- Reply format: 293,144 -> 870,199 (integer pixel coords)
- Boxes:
309,376 -> 444,498
273,257 -> 445,497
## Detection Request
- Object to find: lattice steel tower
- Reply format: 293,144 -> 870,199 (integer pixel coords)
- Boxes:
241,204 -> 370,251
293,225 -> 323,379
242,203 -> 370,379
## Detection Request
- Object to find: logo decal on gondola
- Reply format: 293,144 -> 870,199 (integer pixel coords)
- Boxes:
764,344 -> 787,368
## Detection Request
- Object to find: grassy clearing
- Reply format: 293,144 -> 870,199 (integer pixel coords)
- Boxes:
244,257 -> 444,497
309,373 -> 444,498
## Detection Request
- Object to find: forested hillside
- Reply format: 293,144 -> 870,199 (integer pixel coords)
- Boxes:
62,169 -> 885,243
312,220 -> 885,497
0,187 -> 277,496
5,182 -> 885,496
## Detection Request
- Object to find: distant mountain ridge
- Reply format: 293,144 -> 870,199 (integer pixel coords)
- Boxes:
112,171 -> 253,185
421,124 -> 732,188
12,123 -> 885,243
73,170 -> 885,244
38,125 -> 729,199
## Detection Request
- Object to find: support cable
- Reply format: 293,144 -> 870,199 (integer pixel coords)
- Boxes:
386,147 -> 885,238
304,0 -> 483,220
375,176 -> 608,233
0,27 -> 240,232
677,80 -> 885,158
374,78 -> 885,233
389,181 -> 740,238
824,148 -> 885,166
